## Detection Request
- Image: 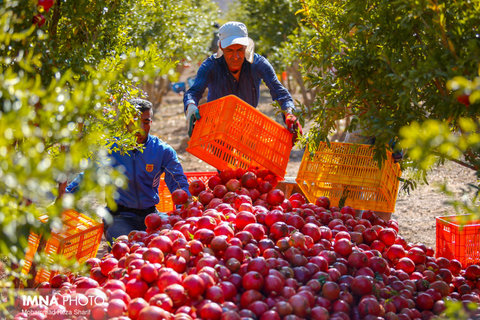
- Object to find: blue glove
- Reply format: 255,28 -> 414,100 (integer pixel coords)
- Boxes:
186,104 -> 201,137
389,140 -> 404,163
392,151 -> 404,163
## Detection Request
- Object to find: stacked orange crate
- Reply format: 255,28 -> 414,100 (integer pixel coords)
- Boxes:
296,142 -> 402,213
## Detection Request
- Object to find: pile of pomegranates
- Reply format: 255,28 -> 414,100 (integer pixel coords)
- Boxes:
14,168 -> 480,320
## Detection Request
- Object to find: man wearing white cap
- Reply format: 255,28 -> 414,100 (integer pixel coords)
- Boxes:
184,21 -> 302,142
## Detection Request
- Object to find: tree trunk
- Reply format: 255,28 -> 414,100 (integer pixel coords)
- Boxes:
142,76 -> 169,110
288,63 -> 317,112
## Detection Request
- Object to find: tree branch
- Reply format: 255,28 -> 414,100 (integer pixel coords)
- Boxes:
48,0 -> 62,46
431,150 -> 478,171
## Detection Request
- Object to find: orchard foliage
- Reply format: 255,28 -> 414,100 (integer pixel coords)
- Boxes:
227,0 -> 301,60
127,0 -> 219,107
30,0 -> 133,81
403,74 -> 480,177
0,0 -> 217,278
127,0 -> 219,61
297,0 -> 480,172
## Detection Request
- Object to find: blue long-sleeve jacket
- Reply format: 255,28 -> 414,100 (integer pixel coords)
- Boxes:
66,135 -> 190,209
183,54 -> 295,112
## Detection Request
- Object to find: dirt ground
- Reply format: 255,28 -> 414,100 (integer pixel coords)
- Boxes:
151,85 -> 478,251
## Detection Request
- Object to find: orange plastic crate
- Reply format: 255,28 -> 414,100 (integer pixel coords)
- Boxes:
156,171 -> 218,212
436,215 -> 480,267
186,95 -> 293,178
21,209 -> 103,284
296,142 -> 401,212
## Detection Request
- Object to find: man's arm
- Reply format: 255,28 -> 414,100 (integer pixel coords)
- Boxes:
256,55 -> 302,143
64,172 -> 85,193
62,154 -> 107,195
183,58 -> 214,136
256,55 -> 295,111
56,172 -> 83,202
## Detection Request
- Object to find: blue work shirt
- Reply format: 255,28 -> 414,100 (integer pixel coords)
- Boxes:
183,53 -> 295,112
66,135 -> 190,209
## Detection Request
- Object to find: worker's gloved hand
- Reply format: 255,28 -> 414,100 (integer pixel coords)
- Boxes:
285,108 -> 303,144
392,150 -> 404,163
186,103 -> 201,137
389,140 -> 404,163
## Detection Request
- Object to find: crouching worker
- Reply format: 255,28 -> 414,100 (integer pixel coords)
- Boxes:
62,98 -> 190,244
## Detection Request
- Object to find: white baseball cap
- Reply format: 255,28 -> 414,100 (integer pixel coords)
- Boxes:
216,21 -> 255,63
218,21 -> 250,49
